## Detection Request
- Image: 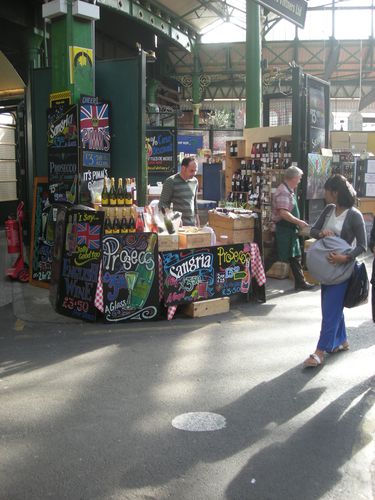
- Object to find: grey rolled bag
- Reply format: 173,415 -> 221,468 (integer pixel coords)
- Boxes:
306,236 -> 355,285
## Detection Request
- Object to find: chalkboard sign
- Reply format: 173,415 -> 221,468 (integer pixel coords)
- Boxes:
308,85 -> 327,154
102,233 -> 159,322
29,177 -> 54,288
51,207 -> 104,321
161,243 -> 252,306
80,96 -> 111,204
47,104 -> 79,203
146,129 -> 176,175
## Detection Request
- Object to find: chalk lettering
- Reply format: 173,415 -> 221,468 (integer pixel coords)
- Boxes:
64,277 -> 93,300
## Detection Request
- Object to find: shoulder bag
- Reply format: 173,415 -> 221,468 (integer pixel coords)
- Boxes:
344,262 -> 369,308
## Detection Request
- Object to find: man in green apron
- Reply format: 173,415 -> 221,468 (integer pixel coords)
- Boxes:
272,166 -> 314,291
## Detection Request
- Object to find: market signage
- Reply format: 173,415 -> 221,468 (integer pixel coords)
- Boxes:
29,177 -> 53,286
80,95 -> 111,204
51,207 -> 104,322
102,233 -> 159,322
255,0 -> 308,29
47,104 -> 79,203
146,129 -> 176,175
161,243 -> 252,306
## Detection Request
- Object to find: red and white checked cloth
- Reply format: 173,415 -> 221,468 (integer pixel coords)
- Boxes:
95,261 -> 104,313
248,242 -> 266,286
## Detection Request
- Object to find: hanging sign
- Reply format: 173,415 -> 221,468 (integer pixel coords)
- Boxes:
79,95 -> 111,203
255,0 -> 308,29
102,233 -> 159,322
161,243 -> 252,306
146,129 -> 176,175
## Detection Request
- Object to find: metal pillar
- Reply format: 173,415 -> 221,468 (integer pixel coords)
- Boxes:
245,0 -> 262,128
50,1 -> 94,102
192,45 -> 201,129
27,29 -> 44,69
147,78 -> 159,104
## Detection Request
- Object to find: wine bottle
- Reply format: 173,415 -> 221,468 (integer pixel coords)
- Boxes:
131,178 -> 137,205
102,176 -> 109,207
135,213 -> 145,233
112,208 -> 121,234
109,177 -> 117,206
120,208 -> 128,234
128,235 -> 157,309
125,178 -> 132,207
116,178 -> 125,206
104,209 -> 113,235
161,208 -> 175,234
128,215 -> 136,233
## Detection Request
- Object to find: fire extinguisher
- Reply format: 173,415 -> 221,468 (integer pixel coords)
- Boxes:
5,218 -> 20,254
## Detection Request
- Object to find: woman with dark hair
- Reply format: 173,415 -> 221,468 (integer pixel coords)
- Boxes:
303,174 -> 367,368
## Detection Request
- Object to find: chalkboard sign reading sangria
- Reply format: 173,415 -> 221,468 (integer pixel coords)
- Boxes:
102,233 -> 159,322
161,243 -> 252,306
54,208 -> 104,321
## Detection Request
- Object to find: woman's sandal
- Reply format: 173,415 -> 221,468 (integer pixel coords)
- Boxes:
331,342 -> 349,353
303,353 -> 323,368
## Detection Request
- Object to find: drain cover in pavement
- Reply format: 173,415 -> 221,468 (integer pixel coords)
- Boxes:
172,412 -> 226,432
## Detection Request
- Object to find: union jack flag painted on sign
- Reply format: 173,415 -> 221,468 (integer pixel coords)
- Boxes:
76,223 -> 101,250
80,103 -> 110,152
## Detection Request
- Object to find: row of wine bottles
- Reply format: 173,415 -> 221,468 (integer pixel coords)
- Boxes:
101,176 -> 137,207
104,208 -> 144,235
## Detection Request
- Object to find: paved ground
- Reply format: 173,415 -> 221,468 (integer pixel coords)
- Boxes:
0,233 -> 374,500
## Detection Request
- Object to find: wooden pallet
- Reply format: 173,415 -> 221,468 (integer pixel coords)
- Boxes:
183,297 -> 230,318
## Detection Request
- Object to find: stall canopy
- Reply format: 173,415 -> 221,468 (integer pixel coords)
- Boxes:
0,51 -> 25,102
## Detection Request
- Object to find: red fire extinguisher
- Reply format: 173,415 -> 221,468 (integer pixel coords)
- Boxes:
5,218 -> 20,254
5,201 -> 29,282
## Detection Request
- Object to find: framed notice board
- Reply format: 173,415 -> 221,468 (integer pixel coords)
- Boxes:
29,177 -> 53,288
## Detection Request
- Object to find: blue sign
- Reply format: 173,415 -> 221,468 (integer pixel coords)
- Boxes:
177,135 -> 203,154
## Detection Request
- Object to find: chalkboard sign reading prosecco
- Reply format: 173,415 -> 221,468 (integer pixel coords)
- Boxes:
47,104 -> 79,203
29,177 -> 53,287
161,243 -> 252,306
102,233 -> 159,322
52,207 -> 104,321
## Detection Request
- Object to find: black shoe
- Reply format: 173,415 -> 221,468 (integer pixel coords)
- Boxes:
295,281 -> 315,291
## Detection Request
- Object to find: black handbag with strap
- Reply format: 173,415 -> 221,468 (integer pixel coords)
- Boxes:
344,262 -> 369,308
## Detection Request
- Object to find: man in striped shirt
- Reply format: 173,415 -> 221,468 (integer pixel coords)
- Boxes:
159,157 -> 199,226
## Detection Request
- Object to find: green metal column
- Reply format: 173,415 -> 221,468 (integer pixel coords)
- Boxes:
50,1 -> 94,102
245,0 -> 262,128
146,79 -> 159,104
192,44 -> 201,129
27,28 -> 44,69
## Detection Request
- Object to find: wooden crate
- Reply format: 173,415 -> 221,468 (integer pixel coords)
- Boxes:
158,234 -> 179,252
208,211 -> 255,230
214,227 -> 254,245
178,229 -> 212,249
266,261 -> 290,279
183,297 -> 230,318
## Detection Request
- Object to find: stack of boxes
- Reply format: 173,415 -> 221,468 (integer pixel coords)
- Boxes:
208,211 -> 255,245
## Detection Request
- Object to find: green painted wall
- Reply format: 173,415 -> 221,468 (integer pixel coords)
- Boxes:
96,56 -> 147,204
